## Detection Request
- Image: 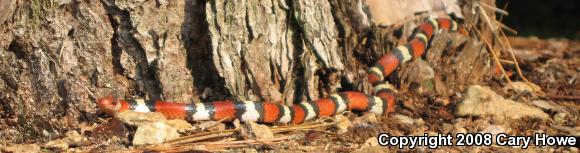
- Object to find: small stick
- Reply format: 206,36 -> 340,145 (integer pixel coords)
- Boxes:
146,134 -> 301,152
477,4 -> 540,94
165,129 -> 236,145
271,121 -> 337,133
169,131 -> 235,145
551,124 -> 580,136
497,20 -> 517,35
476,5 -> 498,34
479,2 -> 509,16
97,117 -> 109,124
161,121 -> 336,145
464,17 -> 512,84
545,94 -> 580,100
499,59 -> 516,64
497,27 -> 544,95
196,135 -> 293,145
499,28 -> 534,84
478,3 -> 533,86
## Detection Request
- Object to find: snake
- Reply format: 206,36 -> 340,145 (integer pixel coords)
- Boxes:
98,18 -> 464,125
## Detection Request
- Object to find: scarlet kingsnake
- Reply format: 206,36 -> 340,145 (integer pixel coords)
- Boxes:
98,18 -> 464,125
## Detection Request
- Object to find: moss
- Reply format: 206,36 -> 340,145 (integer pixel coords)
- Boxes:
28,0 -> 55,29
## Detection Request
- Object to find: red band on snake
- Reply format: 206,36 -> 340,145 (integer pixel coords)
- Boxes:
98,18 -> 464,125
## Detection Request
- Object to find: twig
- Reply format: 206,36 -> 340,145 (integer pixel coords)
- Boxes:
496,20 -> 517,35
142,144 -> 220,152
476,5 -> 498,34
169,131 -> 235,145
195,135 -> 293,145
479,2 -> 509,16
97,117 -> 109,124
154,121 -> 336,147
271,121 -> 337,133
551,124 -> 580,136
497,1 -> 509,25
499,59 -> 515,64
464,16 -> 512,84
143,127 -> 310,152
165,130 -> 236,145
83,85 -> 96,99
477,3 -> 534,86
498,28 -> 535,85
545,94 -> 580,100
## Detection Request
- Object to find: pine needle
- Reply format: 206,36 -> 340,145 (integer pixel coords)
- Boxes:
136,121 -> 337,152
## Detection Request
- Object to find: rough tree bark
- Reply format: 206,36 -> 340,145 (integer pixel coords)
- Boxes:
0,0 -> 494,143
0,0 -> 367,142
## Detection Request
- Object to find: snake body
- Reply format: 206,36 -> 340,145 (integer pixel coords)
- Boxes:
98,18 -> 463,125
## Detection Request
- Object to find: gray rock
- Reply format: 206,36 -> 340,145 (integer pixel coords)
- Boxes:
240,121 -> 274,139
394,114 -> 424,125
1,144 -> 41,153
165,119 -> 194,133
116,111 -> 167,126
455,85 -> 549,121
43,131 -> 86,151
132,122 -> 180,146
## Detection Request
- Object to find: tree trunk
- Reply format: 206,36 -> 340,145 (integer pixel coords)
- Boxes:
0,0 -> 494,142
0,0 -> 367,141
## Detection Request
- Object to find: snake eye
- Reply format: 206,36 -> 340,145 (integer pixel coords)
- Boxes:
111,99 -> 119,106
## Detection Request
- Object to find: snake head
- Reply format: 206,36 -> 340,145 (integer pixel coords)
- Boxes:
98,96 -> 125,116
